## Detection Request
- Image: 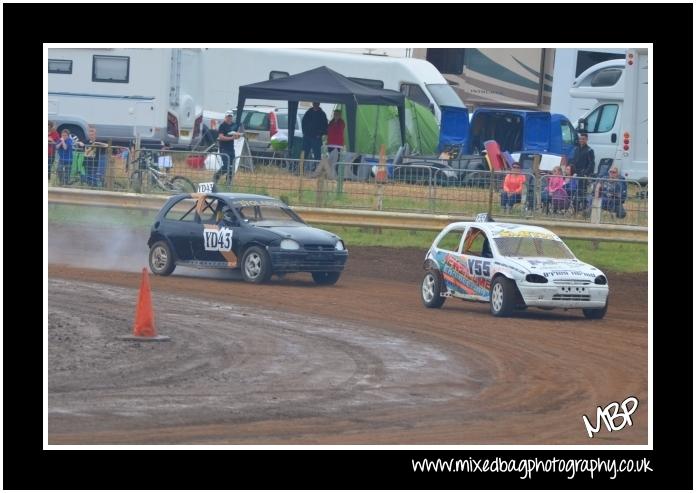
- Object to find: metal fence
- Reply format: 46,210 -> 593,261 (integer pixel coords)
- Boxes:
48,150 -> 648,227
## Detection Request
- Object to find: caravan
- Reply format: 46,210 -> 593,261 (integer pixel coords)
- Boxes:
201,48 -> 465,122
48,48 -> 204,146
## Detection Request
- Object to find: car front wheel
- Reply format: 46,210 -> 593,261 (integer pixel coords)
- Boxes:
311,271 -> 341,285
583,297 -> 608,319
421,270 -> 445,308
490,276 -> 516,317
149,241 -> 175,276
241,246 -> 272,283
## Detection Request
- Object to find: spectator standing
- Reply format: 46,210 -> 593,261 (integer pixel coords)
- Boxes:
48,121 -> 60,179
326,109 -> 345,158
55,129 -> 74,185
79,127 -> 108,186
214,111 -> 242,184
500,162 -> 526,213
569,132 -> 595,213
301,102 -> 328,162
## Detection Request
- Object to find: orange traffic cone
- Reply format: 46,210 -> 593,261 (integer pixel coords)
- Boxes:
134,267 -> 156,337
118,268 -> 170,342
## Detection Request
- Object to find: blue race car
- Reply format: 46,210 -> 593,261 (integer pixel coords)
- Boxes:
147,193 -> 347,284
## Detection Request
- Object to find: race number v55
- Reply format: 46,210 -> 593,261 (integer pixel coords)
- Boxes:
204,228 -> 233,251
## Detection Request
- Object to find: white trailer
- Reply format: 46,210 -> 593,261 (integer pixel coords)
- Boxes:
576,48 -> 648,183
201,48 -> 465,122
48,48 -> 204,146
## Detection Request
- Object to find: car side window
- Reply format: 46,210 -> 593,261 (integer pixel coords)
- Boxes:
198,198 -> 222,224
436,228 -> 465,252
163,198 -> 197,222
463,227 -> 490,257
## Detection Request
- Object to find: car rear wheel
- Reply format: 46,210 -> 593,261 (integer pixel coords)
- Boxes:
241,246 -> 272,283
149,241 -> 175,276
583,297 -> 608,319
490,276 -> 515,317
311,271 -> 341,285
421,270 -> 445,308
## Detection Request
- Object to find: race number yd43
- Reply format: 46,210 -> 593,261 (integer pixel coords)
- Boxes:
204,228 -> 233,251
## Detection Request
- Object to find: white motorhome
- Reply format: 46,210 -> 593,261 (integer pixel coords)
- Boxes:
201,48 -> 465,122
577,48 -> 648,183
48,48 -> 204,146
566,59 -> 625,122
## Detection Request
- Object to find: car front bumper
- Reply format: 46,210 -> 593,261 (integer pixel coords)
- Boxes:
518,282 -> 608,309
269,248 -> 348,273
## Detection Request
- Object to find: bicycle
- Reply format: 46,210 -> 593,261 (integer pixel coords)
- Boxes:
129,150 -> 196,194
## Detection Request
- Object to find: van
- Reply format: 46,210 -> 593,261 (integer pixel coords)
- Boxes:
439,106 -> 577,162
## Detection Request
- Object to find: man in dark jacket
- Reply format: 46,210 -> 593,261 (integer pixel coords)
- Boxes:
570,132 -> 595,212
571,132 -> 596,177
301,102 -> 328,162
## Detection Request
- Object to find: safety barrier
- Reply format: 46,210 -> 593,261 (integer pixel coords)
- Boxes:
47,187 -> 648,243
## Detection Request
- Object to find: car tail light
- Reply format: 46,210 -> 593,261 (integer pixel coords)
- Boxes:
193,114 -> 202,139
167,112 -> 179,139
269,111 -> 278,137
623,131 -> 630,153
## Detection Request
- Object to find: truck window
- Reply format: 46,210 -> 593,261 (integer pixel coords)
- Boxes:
560,121 -> 575,145
400,83 -> 430,108
49,59 -> 72,74
585,104 -> 619,134
348,77 -> 384,89
591,68 -> 622,87
92,55 -> 130,83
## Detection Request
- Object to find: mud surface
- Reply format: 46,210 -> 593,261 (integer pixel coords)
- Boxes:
48,223 -> 648,444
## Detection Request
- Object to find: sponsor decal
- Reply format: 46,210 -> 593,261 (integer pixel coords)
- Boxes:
496,230 -> 557,240
233,199 -> 283,207
442,254 -> 491,296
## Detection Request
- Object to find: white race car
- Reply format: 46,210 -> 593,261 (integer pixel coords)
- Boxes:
421,216 -> 609,318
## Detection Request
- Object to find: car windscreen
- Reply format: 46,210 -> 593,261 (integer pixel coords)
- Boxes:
426,83 -> 466,108
235,204 -> 303,225
494,237 -> 575,259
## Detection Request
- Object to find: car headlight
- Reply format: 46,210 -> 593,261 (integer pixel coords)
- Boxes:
280,239 -> 300,250
594,275 -> 607,285
525,274 -> 548,283
335,240 -> 345,251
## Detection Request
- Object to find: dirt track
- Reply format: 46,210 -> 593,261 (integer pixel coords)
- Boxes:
48,224 -> 648,444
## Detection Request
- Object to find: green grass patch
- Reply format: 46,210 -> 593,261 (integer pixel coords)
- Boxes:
48,203 -> 157,228
47,204 -> 647,273
315,224 -> 647,273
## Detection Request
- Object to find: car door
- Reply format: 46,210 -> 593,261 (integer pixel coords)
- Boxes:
431,226 -> 467,296
193,198 -> 241,267
459,226 -> 494,301
158,197 -> 200,261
